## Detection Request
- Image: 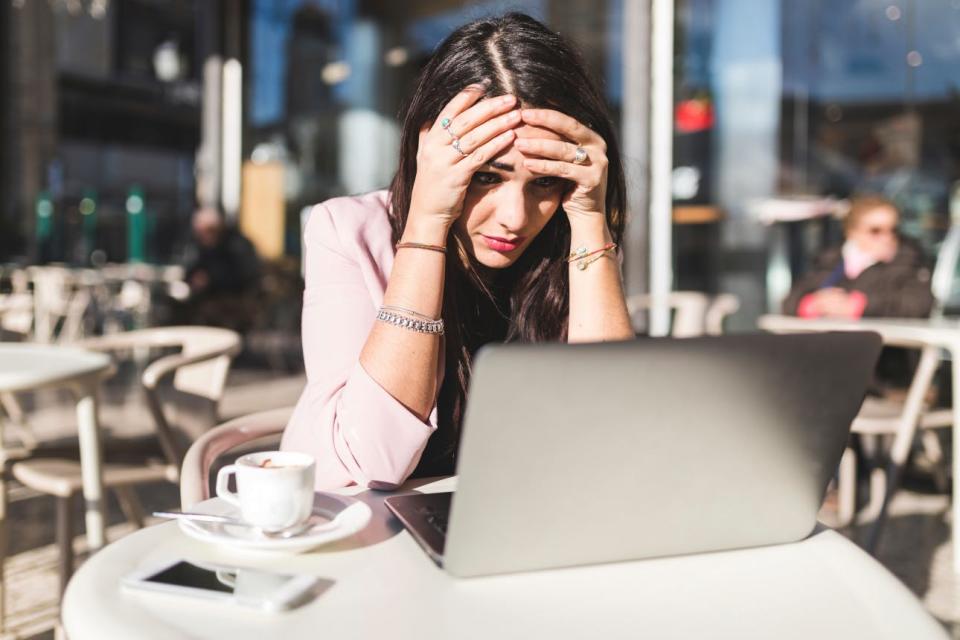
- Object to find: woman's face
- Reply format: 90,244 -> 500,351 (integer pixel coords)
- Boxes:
453,123 -> 569,269
847,205 -> 899,262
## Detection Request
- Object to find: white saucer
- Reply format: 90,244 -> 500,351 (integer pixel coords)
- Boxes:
178,493 -> 372,554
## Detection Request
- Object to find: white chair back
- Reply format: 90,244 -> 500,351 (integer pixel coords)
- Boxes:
930,224 -> 960,317
627,292 -> 740,338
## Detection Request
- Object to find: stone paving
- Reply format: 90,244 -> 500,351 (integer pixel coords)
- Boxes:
847,488 -> 959,638
3,368 -> 960,639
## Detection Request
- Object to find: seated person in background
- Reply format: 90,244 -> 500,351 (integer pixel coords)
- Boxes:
177,206 -> 261,330
782,194 -> 933,319
783,194 -> 934,393
184,207 -> 261,298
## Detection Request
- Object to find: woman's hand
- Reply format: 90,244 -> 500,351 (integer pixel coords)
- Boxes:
405,85 -> 521,241
513,109 -> 609,227
811,288 -> 862,318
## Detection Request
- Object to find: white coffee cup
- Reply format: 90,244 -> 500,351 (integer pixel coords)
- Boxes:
215,451 -> 316,532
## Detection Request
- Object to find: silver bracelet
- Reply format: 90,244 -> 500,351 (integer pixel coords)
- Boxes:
381,305 -> 437,322
376,308 -> 445,335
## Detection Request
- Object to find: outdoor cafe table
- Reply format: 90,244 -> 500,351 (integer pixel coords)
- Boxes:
0,344 -> 114,547
62,477 -> 947,640
758,314 -> 960,573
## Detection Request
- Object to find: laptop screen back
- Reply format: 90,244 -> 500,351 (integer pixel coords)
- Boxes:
443,332 -> 881,577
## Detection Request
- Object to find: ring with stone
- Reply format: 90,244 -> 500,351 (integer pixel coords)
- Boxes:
573,146 -> 588,164
441,117 -> 457,139
451,138 -> 469,157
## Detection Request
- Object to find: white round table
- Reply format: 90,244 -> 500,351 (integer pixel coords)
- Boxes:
62,477 -> 947,640
0,344 -> 113,547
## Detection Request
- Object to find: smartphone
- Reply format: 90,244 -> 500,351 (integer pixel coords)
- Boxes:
122,559 -> 325,612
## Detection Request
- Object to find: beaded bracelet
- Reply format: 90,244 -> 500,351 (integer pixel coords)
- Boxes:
376,307 -> 445,335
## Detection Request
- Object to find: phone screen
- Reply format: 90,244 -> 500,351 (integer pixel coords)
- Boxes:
132,561 -> 327,611
144,561 -> 236,593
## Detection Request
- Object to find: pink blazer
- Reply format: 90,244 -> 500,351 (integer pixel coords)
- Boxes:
280,190 -> 441,490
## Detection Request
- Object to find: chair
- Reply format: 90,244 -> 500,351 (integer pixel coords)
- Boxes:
180,406 -> 294,509
0,267 -> 34,339
834,225 -> 960,544
8,326 -> 242,594
705,293 -> 741,336
27,266 -> 95,344
627,292 -> 740,337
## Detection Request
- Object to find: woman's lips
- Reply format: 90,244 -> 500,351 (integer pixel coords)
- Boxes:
482,235 -> 525,252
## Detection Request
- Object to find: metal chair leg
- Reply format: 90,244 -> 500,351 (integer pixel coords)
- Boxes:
837,447 -> 857,527
56,495 -> 75,596
0,474 -> 8,634
864,460 -> 904,553
114,486 -> 146,529
920,430 -> 949,493
863,346 -> 942,553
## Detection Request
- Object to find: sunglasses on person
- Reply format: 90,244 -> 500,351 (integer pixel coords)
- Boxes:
864,225 -> 896,236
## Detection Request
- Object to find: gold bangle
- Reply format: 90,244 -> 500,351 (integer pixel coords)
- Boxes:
573,245 -> 616,271
396,242 -> 446,254
568,242 -> 616,263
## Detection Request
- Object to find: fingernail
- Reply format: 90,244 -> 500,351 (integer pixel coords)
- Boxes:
501,95 -> 515,105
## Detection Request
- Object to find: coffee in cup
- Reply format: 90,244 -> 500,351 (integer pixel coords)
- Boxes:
215,451 -> 316,532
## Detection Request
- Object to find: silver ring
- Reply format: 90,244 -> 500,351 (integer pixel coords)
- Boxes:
451,138 -> 469,157
573,146 -> 588,164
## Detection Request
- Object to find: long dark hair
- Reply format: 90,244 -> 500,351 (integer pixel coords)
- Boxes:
388,13 -> 627,472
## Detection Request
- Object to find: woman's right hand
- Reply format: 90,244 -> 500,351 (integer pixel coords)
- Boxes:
405,84 -> 520,240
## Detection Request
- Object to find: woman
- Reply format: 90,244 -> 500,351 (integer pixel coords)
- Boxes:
782,194 -> 933,319
281,13 -> 634,490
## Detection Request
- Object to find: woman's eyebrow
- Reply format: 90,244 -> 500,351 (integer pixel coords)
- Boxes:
487,160 -> 514,171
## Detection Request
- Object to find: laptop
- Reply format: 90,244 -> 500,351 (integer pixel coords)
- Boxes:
384,332 -> 881,577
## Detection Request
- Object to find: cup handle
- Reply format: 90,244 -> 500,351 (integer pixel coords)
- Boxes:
215,464 -> 241,509
215,570 -> 237,589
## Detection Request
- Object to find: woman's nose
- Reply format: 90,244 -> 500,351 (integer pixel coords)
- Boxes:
494,186 -> 530,232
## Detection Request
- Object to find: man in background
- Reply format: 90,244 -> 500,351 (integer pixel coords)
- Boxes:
177,206 -> 261,331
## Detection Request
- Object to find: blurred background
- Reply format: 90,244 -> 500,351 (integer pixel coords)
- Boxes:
3,1 -> 960,638
2,0 -> 959,351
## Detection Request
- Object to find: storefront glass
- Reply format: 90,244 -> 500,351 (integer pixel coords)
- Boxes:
674,0 -> 960,317
245,0 -> 624,255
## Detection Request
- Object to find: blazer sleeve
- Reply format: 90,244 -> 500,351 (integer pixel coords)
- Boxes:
280,202 -> 438,490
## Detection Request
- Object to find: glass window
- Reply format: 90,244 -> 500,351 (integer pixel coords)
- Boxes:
245,0 -> 624,256
672,0 -> 960,318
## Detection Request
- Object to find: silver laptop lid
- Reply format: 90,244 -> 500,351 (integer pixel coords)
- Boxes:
444,332 -> 881,577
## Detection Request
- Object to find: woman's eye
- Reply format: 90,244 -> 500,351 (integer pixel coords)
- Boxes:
472,172 -> 501,186
532,177 -> 561,189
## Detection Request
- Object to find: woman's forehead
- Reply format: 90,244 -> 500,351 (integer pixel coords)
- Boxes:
513,123 -> 564,141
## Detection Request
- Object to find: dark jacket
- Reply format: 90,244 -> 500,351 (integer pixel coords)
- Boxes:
183,227 -> 261,297
782,238 -> 934,318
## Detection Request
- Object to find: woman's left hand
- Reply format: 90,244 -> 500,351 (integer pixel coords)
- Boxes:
513,109 -> 608,225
